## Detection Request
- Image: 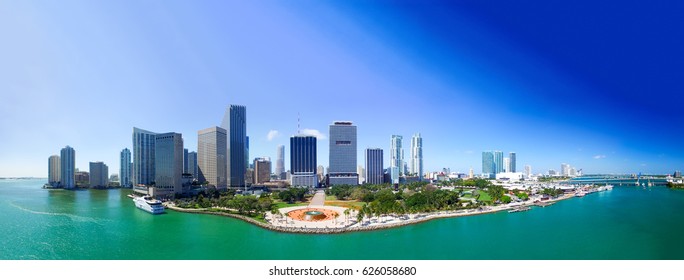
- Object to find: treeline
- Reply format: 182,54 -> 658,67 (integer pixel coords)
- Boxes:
174,188 -> 273,216
667,182 -> 684,189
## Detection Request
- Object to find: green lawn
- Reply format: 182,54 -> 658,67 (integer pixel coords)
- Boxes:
325,200 -> 367,210
475,191 -> 492,202
273,201 -> 308,210
325,195 -> 337,200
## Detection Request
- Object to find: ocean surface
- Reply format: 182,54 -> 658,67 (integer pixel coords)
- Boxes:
1,179 -> 683,260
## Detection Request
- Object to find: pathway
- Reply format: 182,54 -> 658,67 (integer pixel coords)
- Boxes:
309,190 -> 326,207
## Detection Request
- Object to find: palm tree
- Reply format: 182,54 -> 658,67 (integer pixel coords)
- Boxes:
344,209 -> 350,224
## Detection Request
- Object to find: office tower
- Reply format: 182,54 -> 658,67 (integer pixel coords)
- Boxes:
154,132 -> 184,197
198,127 -> 227,189
245,136 -> 250,170
390,135 -> 403,183
221,105 -> 246,188
183,148 -> 189,174
524,165 -> 532,178
549,170 -> 558,176
317,165 -> 325,182
276,145 -> 285,179
187,151 -> 198,180
60,146 -> 75,189
503,157 -> 511,173
89,162 -> 109,188
254,157 -> 272,184
493,151 -> 503,174
48,155 -> 60,187
675,171 -> 682,178
365,148 -> 383,185
482,151 -> 495,178
469,167 -> 474,179
569,167 -> 577,177
290,135 -> 317,188
410,133 -> 423,180
509,152 -> 517,173
561,163 -> 571,177
120,148 -> 132,188
357,165 -> 365,184
132,127 -> 156,186
328,121 -> 358,186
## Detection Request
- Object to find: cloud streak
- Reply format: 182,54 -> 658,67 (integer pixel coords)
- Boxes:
300,129 -> 326,139
593,155 -> 606,159
267,130 -> 280,141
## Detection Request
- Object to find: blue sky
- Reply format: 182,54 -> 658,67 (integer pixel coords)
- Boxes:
1,0 -> 682,177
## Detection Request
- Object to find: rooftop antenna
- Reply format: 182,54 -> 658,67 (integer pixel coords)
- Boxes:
297,112 -> 300,134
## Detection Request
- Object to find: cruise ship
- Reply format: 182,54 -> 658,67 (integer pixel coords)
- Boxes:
133,196 -> 165,214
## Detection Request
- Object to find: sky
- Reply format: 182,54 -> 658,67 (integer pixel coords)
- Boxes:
1,0 -> 683,177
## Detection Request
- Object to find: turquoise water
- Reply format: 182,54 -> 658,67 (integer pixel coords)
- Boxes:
1,179 -> 683,259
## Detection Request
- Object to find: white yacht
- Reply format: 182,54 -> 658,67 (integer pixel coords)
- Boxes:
133,196 -> 165,214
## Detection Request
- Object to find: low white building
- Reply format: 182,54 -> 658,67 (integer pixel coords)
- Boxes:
496,172 -> 524,183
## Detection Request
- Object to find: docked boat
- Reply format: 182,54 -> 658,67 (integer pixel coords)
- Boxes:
508,206 -> 531,213
133,196 -> 165,214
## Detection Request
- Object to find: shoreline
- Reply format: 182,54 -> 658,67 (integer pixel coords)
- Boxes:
165,192 -> 580,235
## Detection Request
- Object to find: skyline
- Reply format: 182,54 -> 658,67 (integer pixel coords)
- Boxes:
1,1 -> 683,177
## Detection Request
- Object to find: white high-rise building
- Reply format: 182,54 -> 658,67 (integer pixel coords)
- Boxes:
390,135 -> 403,183
410,133 -> 423,180
48,155 -> 60,187
561,163 -> 571,177
524,165 -> 532,178
276,145 -> 285,179
503,157 -> 511,173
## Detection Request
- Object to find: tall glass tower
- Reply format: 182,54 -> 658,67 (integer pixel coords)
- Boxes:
290,135 -> 317,187
120,148 -> 132,188
410,133 -> 423,180
221,104 -> 247,188
60,146 -> 75,189
132,127 -> 156,186
390,135 -> 403,183
365,148 -> 384,185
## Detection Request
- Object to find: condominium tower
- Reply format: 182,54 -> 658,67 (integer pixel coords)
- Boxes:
48,155 -> 60,187
410,133 -> 423,180
120,148 -> 132,188
60,146 -> 75,189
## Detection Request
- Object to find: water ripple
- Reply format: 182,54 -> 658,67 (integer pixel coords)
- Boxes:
9,201 -> 104,224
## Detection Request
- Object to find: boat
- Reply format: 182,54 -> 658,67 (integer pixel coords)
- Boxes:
126,194 -> 136,199
575,191 -> 586,197
508,206 -> 531,213
133,196 -> 165,214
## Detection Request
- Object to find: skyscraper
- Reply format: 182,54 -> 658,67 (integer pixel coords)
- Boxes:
120,148 -> 132,188
132,127 -> 156,186
328,121 -> 358,186
561,163 -> 571,177
221,105 -> 246,188
60,146 -> 75,189
493,151 -> 504,174
365,148 -> 384,185
48,155 -> 60,187
390,135 -> 403,183
503,157 -> 511,173
290,135 -> 317,187
154,132 -> 184,197
183,148 -> 189,174
89,161 -> 109,188
525,165 -> 532,178
198,127 -> 227,189
509,152 -> 517,173
276,145 -> 285,179
254,157 -> 272,184
187,151 -> 198,180
482,151 -> 495,178
410,133 -> 423,180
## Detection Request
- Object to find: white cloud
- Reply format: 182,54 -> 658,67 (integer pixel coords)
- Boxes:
300,129 -> 326,139
267,130 -> 280,141
593,155 -> 606,159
